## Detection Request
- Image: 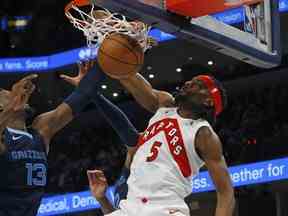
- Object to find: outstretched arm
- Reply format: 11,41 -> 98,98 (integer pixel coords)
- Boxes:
32,103 -> 74,151
32,61 -> 104,152
62,66 -> 173,113
119,74 -> 174,113
92,93 -> 139,149
61,68 -> 140,151
195,127 -> 235,216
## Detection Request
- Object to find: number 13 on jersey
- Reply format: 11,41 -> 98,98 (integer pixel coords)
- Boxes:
25,163 -> 47,186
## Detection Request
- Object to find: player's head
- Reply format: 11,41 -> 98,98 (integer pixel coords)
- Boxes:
175,75 -> 227,123
0,88 -> 33,121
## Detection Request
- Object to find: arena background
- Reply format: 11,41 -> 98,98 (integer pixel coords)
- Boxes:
0,0 -> 288,215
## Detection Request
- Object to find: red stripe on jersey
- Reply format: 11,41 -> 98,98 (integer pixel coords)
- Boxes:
139,118 -> 192,177
163,119 -> 192,177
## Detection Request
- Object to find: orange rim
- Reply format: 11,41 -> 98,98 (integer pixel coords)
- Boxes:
65,0 -> 91,14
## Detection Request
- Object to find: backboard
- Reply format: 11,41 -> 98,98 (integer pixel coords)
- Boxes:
90,0 -> 281,68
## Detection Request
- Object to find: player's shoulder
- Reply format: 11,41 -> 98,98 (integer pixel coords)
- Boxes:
4,127 -> 45,144
194,121 -> 218,144
192,118 -> 213,128
5,127 -> 33,140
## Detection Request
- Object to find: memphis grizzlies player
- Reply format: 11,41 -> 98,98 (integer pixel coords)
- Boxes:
0,62 -> 104,216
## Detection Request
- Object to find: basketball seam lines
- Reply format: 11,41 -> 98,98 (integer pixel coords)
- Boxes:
98,49 -> 142,66
105,36 -> 142,63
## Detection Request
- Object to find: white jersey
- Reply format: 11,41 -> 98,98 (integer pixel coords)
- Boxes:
121,107 -> 213,215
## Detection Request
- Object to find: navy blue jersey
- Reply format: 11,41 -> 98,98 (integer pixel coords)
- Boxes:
0,127 -> 48,216
113,167 -> 130,209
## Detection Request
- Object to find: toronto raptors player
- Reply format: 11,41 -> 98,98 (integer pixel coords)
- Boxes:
105,74 -> 235,216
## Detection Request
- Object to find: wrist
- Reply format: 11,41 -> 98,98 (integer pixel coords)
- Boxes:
96,195 -> 108,202
119,73 -> 139,81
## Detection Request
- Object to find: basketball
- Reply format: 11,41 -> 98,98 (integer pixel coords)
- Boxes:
97,33 -> 144,79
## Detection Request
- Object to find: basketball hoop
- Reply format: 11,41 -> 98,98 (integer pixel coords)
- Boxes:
65,0 -> 152,51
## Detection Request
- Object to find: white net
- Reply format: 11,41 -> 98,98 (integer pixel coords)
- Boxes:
65,3 -> 152,51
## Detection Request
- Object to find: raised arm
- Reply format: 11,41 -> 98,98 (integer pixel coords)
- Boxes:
195,127 -> 235,216
61,66 -> 140,162
0,74 -> 37,154
31,103 -> 74,150
119,73 -> 174,113
32,61 -> 104,152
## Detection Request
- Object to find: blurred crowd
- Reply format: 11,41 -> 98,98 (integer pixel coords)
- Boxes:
45,83 -> 288,194
218,84 -> 288,165
46,126 -> 127,193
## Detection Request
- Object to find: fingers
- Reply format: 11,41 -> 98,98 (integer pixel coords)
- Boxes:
7,74 -> 37,112
59,74 -> 77,86
12,74 -> 38,92
23,78 -> 35,92
84,61 -> 93,71
87,170 -> 107,184
87,170 -> 94,184
19,80 -> 35,96
24,83 -> 35,96
21,74 -> 38,82
78,60 -> 94,75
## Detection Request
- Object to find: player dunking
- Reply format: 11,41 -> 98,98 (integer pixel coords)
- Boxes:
65,4 -> 235,214
0,62 -> 104,216
62,58 -> 235,215
97,73 -> 235,216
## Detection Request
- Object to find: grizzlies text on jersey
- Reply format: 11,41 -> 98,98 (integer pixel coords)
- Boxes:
0,127 -> 48,216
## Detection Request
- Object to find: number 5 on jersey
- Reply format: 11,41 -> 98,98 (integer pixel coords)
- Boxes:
146,141 -> 162,162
